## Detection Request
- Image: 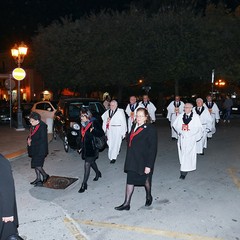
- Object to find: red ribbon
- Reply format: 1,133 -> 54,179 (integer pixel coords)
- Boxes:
81,122 -> 92,141
129,127 -> 144,147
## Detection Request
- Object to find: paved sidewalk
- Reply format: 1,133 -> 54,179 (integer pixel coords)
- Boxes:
0,124 -> 52,160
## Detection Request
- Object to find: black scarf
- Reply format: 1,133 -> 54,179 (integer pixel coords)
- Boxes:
183,112 -> 193,124
130,102 -> 139,112
206,101 -> 214,109
174,101 -> 181,108
195,106 -> 204,115
109,108 -> 118,118
142,101 -> 149,108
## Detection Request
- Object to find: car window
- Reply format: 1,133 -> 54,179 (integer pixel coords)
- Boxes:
95,102 -> 105,114
68,103 -> 83,118
88,103 -> 97,113
44,103 -> 54,111
35,103 -> 45,110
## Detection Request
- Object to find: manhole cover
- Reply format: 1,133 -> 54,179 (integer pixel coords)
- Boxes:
44,176 -> 78,189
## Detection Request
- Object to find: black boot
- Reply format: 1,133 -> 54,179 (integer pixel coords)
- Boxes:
93,171 -> 102,181
78,183 -> 87,193
30,179 -> 39,185
114,204 -> 130,211
145,195 -> 153,206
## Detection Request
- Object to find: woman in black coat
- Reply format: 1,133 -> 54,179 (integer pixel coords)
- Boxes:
27,112 -> 49,187
115,108 -> 158,211
77,108 -> 104,193
0,154 -> 23,240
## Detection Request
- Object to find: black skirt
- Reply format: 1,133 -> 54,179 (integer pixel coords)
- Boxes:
127,171 -> 148,186
31,156 -> 45,168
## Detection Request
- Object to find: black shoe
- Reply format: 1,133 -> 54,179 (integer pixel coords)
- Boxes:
179,175 -> 186,180
78,183 -> 87,193
114,204 -> 130,211
30,179 -> 39,185
145,195 -> 153,206
43,174 -> 50,183
34,181 -> 43,187
93,171 -> 102,181
110,159 -> 116,164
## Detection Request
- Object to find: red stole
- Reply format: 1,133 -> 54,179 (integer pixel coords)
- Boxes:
129,127 -> 144,147
29,124 -> 40,139
81,122 -> 92,141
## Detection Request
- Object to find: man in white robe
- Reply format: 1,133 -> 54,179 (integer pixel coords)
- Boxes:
102,100 -> 127,164
203,95 -> 220,138
173,103 -> 203,179
166,96 -> 184,140
125,96 -> 140,133
138,95 -> 156,123
193,98 -> 213,155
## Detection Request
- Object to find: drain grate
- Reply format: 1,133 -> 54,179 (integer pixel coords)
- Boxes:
43,175 -> 78,189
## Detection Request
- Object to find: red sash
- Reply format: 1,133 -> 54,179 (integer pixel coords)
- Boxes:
29,124 -> 40,139
81,122 -> 92,141
129,127 -> 144,147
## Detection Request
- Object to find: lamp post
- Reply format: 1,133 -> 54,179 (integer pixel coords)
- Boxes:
11,42 -> 28,130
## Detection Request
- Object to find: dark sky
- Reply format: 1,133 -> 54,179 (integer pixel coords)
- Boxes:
1,0 -> 239,52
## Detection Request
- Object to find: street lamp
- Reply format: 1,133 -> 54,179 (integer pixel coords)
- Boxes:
11,42 -> 28,130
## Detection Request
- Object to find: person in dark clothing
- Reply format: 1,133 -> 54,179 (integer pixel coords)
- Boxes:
115,108 -> 158,211
0,154 -> 23,240
77,108 -> 105,193
27,112 -> 49,187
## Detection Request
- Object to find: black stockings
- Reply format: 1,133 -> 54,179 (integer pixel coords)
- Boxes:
144,175 -> 152,199
82,161 -> 99,184
35,167 -> 48,180
123,184 -> 134,206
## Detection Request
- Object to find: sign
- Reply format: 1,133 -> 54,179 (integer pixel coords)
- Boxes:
12,68 -> 26,81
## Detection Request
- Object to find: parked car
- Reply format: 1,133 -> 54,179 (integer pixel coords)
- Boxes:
53,98 -> 105,152
31,101 -> 58,123
12,102 -> 34,126
0,106 -> 11,123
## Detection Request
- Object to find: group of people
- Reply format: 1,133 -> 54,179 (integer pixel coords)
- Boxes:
167,95 -> 220,179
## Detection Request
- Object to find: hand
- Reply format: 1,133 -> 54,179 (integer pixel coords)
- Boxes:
144,167 -> 151,174
216,119 -> 219,123
77,149 -> 82,154
27,138 -> 32,146
2,216 -> 14,222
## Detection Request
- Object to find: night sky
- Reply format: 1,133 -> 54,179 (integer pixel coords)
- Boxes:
0,0 -> 239,51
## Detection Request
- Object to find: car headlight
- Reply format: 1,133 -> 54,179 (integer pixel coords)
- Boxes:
71,131 -> 78,136
70,122 -> 80,130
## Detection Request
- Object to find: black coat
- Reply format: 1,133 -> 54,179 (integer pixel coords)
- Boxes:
0,154 -> 19,239
27,121 -> 48,167
78,119 -> 104,160
124,123 -> 158,175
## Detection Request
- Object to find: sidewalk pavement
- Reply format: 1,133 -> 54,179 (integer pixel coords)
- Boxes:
0,124 -> 52,160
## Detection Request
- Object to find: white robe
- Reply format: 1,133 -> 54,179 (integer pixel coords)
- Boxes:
203,102 -> 220,138
167,101 -> 184,139
138,101 -> 156,122
125,103 -> 140,133
173,112 -> 203,172
102,108 -> 127,161
193,107 -> 213,154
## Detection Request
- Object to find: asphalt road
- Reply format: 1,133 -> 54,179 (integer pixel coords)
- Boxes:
9,118 -> 240,240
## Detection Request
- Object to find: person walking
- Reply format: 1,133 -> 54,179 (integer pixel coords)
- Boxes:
77,108 -> 104,193
0,154 -> 23,240
203,95 -> 220,138
125,96 -> 139,133
173,103 -> 203,180
193,98 -> 212,155
27,112 -> 49,187
102,100 -> 127,164
223,95 -> 233,123
166,95 -> 184,140
115,108 -> 158,211
138,95 -> 157,123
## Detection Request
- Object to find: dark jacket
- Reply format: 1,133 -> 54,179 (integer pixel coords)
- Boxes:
27,121 -> 48,158
124,123 -> 158,175
79,119 -> 104,160
0,154 -> 19,238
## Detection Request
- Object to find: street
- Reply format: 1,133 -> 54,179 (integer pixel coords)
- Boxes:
7,118 -> 240,240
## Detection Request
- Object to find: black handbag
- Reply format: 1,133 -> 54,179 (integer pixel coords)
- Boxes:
93,135 -> 107,151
